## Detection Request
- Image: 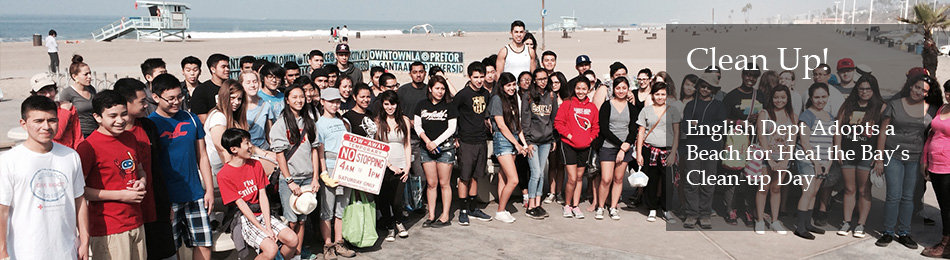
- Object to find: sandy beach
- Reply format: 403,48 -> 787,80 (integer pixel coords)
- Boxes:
0,30 -> 664,97
0,29 -> 664,144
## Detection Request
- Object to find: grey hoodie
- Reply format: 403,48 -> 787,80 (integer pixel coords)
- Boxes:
521,90 -> 558,145
339,62 -> 364,84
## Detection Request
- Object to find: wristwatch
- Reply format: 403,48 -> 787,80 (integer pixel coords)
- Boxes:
285,176 -> 293,184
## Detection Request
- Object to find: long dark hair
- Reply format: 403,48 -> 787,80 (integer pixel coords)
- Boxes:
612,77 -> 630,99
426,75 -> 453,104
900,74 -> 943,108
805,83 -> 831,110
839,73 -> 884,125
655,71 -> 675,100
550,71 -> 570,100
529,68 -> 550,103
681,74 -> 699,100
372,90 -> 409,145
569,76 -> 592,100
280,84 -> 317,145
764,85 -> 797,123
494,72 -> 521,134
518,71 -> 533,96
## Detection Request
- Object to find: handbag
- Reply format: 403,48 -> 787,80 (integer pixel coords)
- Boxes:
342,191 -> 378,248
724,90 -> 759,170
870,168 -> 884,188
743,142 -> 764,177
627,165 -> 649,187
404,175 -> 424,212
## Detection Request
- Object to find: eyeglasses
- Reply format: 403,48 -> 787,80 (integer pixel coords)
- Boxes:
857,87 -> 873,92
521,78 -> 533,82
157,95 -> 185,103
264,75 -> 280,81
813,72 -> 829,77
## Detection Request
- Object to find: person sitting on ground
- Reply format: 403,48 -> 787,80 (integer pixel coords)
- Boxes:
218,128 -> 299,260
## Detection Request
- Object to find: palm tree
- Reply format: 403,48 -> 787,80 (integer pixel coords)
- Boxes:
898,3 -> 950,78
742,3 -> 753,23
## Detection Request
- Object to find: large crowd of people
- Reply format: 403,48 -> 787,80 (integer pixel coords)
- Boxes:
4,19 -> 950,260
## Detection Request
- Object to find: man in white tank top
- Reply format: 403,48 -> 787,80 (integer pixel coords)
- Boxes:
496,20 -> 536,78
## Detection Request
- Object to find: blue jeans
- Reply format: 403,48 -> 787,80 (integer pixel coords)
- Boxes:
527,142 -> 552,199
883,160 -> 918,235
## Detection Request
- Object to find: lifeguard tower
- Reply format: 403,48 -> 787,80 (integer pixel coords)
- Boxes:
91,1 -> 190,42
545,16 -> 579,32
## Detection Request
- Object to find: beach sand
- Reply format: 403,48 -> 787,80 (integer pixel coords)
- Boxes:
0,30 -> 664,99
0,29 -> 663,144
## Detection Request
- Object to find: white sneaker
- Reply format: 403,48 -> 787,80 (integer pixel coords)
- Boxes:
853,224 -> 866,238
665,211 -> 677,224
292,255 -> 301,260
837,222 -> 851,236
609,208 -> 621,220
771,220 -> 788,235
595,208 -> 605,220
496,211 -> 516,223
572,207 -> 585,219
385,229 -> 396,242
396,223 -> 409,238
562,206 -> 573,218
544,194 -> 555,204
647,210 -> 657,222
755,221 -> 766,235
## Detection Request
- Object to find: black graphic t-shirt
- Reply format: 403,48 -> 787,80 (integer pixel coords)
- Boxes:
453,84 -> 491,144
414,99 -> 458,141
342,109 -> 377,137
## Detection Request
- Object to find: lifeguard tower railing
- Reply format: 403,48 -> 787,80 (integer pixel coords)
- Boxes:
91,15 -> 189,42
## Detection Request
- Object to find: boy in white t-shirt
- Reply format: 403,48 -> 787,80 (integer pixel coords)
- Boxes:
0,96 -> 89,260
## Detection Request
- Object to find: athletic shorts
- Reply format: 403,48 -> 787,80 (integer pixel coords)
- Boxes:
457,141 -> 488,182
559,141 -> 592,168
599,146 -> 634,162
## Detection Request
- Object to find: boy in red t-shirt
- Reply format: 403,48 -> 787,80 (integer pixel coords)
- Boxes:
217,128 -> 298,260
76,90 -> 148,260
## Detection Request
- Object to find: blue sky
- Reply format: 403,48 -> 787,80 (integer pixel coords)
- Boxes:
0,0 -> 917,24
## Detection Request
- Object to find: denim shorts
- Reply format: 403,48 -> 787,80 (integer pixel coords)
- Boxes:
493,131 -> 520,156
795,160 -> 828,179
420,146 -> 456,164
278,178 -> 313,222
840,158 -> 872,171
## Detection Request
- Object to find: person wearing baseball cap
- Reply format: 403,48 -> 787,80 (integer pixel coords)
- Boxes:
315,86 -> 357,259
335,43 -> 363,85
29,72 -> 83,149
576,55 -> 592,75
836,58 -> 857,93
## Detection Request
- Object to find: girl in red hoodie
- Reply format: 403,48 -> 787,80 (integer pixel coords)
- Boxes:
554,76 -> 599,219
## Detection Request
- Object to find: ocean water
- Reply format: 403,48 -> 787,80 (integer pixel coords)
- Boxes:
0,14 -> 512,42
